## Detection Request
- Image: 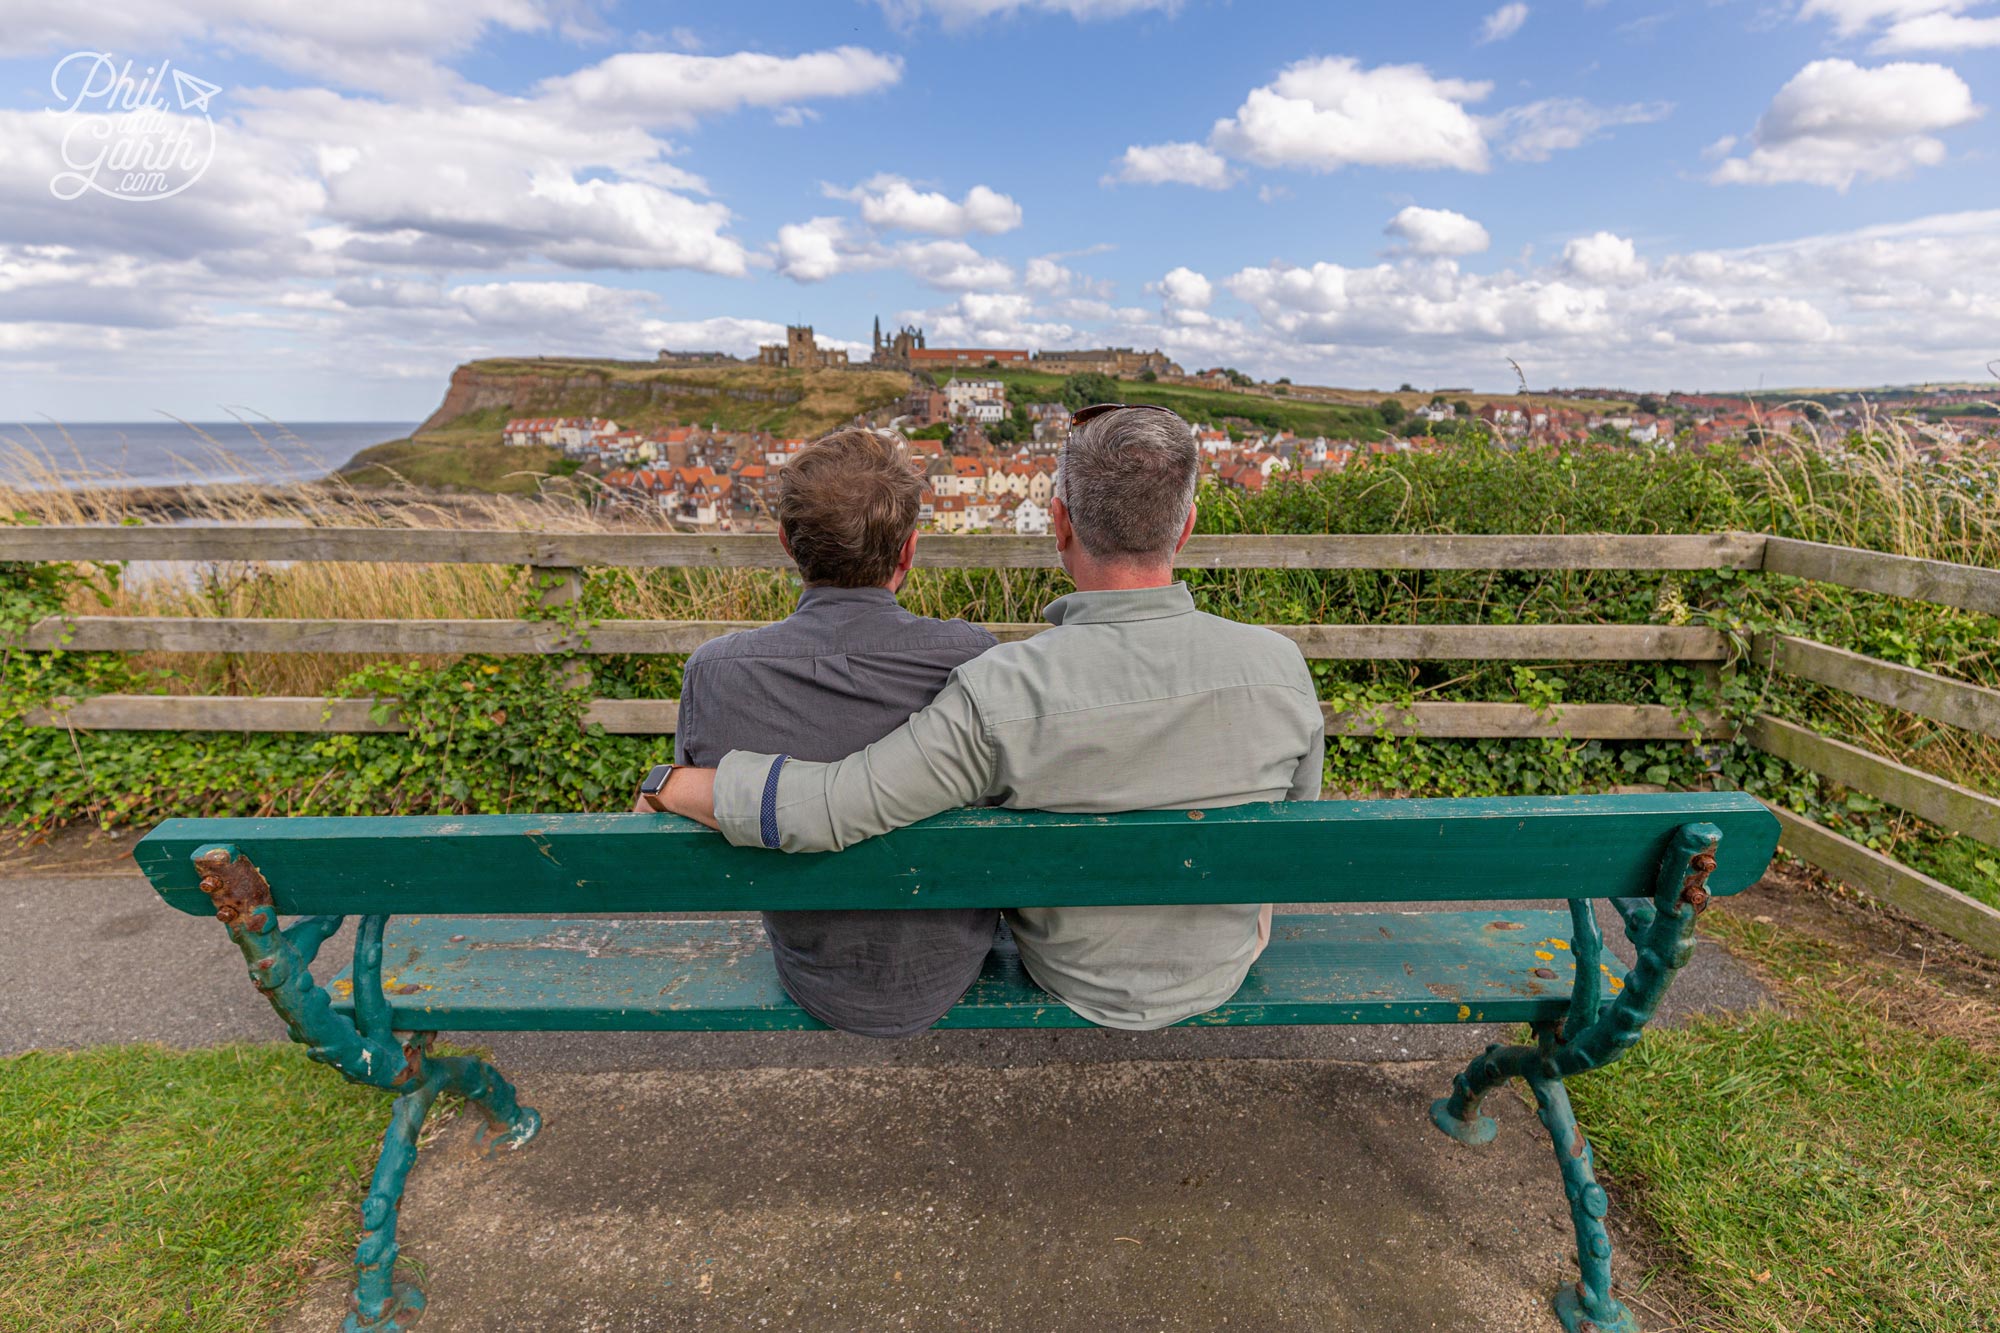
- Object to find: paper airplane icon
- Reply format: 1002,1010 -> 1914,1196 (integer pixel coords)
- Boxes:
171,69 -> 220,113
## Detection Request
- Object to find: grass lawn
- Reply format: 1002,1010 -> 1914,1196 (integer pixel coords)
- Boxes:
1573,909 -> 2000,1332
0,1044 -> 393,1332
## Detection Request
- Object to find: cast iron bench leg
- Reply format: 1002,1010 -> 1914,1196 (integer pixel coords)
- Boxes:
1528,1073 -> 1630,1333
1429,822 -> 1721,1333
192,845 -> 543,1332
349,1048 -> 541,1332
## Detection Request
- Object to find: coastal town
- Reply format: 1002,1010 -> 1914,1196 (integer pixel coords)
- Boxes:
498,321 -> 2000,533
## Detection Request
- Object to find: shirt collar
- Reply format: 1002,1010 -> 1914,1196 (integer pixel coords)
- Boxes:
796,583 -> 901,612
1042,581 -> 1195,626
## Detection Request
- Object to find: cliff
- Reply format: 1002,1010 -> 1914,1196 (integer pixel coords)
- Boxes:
416,357 -> 913,439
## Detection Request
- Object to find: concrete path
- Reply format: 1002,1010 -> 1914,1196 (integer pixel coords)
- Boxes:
274,1059 -> 1667,1333
7,866 -> 1762,1331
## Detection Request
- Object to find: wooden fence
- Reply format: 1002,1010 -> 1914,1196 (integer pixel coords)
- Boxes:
10,525 -> 1999,955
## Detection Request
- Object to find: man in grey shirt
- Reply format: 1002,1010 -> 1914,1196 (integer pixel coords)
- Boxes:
650,406 -> 1325,1030
653,427 -> 997,1037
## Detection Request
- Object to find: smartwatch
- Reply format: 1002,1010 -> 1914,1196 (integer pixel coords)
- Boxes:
639,763 -> 676,795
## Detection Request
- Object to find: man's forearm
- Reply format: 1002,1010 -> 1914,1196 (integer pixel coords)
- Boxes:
713,679 -> 995,853
642,767 -> 718,828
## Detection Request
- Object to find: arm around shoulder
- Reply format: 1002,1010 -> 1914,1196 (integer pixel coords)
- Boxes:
716,675 -> 999,853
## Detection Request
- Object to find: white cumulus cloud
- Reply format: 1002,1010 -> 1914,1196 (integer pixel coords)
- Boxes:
1873,10 -> 2000,50
1479,3 -> 1530,43
1385,206 -> 1492,257
770,218 -> 1012,289
538,47 -> 904,128
1105,141 -> 1237,188
1796,0 -> 1977,38
1,0 -> 564,93
1025,257 -> 1073,292
1562,232 -> 1647,284
1115,60 -> 1674,190
1156,266 -> 1215,309
899,240 -> 1016,290
771,217 -> 856,283
1193,210 -> 2000,389
1709,59 -> 1984,188
826,175 -> 1023,236
1209,57 -> 1494,173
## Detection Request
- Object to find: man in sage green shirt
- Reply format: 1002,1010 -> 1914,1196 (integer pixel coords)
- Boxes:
652,404 -> 1325,1030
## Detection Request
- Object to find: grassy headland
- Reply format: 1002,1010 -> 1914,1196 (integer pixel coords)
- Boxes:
332,359 -> 914,492
418,359 -> 911,440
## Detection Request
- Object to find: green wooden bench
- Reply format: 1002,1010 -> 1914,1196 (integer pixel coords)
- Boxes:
137,791 -> 1778,1333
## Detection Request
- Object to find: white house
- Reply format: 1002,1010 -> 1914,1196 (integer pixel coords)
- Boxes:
763,438 -> 807,468
502,418 -> 563,447
1014,497 -> 1050,536
946,379 -> 1005,419
557,418 -> 618,451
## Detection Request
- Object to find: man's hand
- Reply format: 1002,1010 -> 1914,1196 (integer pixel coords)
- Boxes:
631,766 -> 720,829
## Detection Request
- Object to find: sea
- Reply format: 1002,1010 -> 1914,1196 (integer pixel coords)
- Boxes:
0,420 -> 418,491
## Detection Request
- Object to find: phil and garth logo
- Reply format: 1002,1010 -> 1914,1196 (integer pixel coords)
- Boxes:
47,52 -> 221,203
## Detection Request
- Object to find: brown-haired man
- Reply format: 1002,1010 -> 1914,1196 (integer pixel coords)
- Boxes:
653,427 -> 997,1037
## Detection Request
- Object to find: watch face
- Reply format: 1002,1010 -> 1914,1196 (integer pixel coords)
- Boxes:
639,763 -> 674,795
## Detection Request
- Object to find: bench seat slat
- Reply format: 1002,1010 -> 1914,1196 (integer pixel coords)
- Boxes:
329,910 -> 1623,1031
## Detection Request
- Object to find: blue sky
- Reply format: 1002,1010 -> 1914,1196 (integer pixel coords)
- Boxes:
3,0 -> 1998,420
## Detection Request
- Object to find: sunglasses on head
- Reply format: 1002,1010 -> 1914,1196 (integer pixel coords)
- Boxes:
1069,402 -> 1182,428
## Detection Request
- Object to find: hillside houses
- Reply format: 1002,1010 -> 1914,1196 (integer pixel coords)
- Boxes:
578,416 -> 1421,533
944,378 -> 1007,424
518,378 -> 1992,539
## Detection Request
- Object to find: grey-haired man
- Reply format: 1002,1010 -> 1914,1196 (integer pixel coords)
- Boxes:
649,404 -> 1325,1030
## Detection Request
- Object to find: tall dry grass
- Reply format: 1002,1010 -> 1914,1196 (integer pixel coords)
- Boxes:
1743,407 -> 2000,796
1753,402 -> 2000,567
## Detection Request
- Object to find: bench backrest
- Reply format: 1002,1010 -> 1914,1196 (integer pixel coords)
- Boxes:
138,793 -> 1779,917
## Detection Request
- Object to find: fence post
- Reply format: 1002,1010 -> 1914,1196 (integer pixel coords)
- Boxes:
534,564 -> 591,694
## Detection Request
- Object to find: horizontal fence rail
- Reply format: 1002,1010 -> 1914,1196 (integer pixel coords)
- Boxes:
1764,804 -> 2000,956
1756,633 -> 2000,738
0,527 -> 1769,570
1747,715 -> 2000,847
18,617 -> 1732,661
27,695 -> 1724,741
1763,536 -> 2000,618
